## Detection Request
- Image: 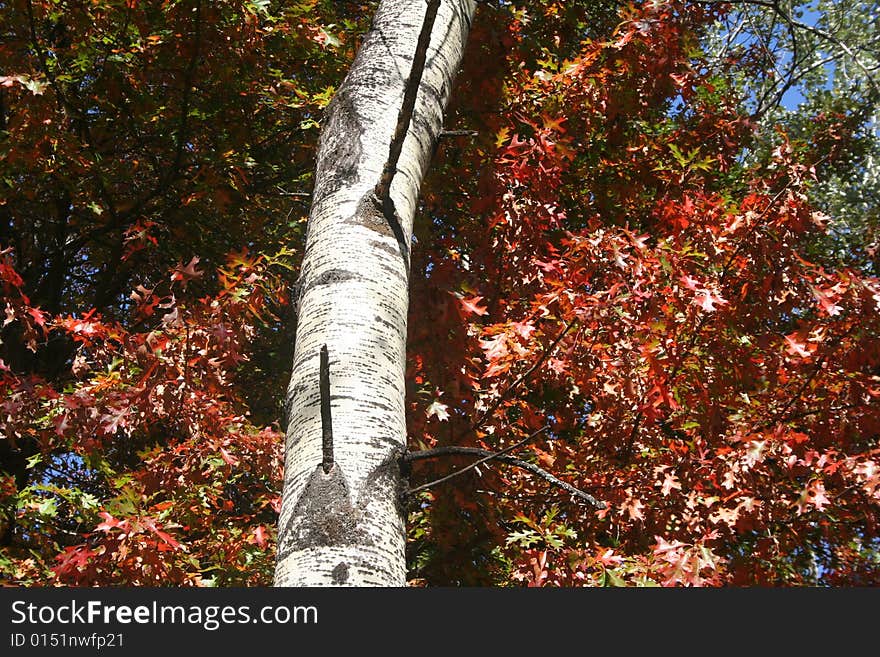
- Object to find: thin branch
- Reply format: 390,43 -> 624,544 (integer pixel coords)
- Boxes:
36,0 -> 207,268
374,0 -> 441,201
407,426 -> 547,495
752,5 -> 801,116
755,322 -> 857,432
24,0 -> 120,225
745,4 -> 786,84
404,429 -> 606,509
439,129 -> 479,138
693,0 -> 880,97
758,52 -> 839,117
777,402 -> 864,424
656,181 -> 791,414
274,186 -> 312,198
718,181 -> 792,286
320,344 -> 333,474
639,181 -> 795,449
763,354 -> 826,430
784,8 -> 880,95
620,411 -> 643,464
715,12 -> 747,61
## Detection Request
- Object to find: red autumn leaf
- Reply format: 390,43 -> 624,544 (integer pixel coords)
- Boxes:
252,525 -> 267,548
679,274 -> 701,291
96,512 -> 126,533
693,289 -> 727,313
143,517 -> 181,550
460,295 -> 488,316
53,546 -> 98,575
219,447 -> 240,466
100,407 -> 129,435
784,333 -> 814,358
172,256 -> 203,289
27,307 -> 47,327
659,471 -> 682,496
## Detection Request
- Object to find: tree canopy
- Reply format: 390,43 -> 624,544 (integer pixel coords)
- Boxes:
1,0 -> 878,586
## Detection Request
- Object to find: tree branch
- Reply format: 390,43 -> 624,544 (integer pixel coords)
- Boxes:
440,129 -> 479,138
170,0 -> 203,176
25,0 -> 120,225
406,426 -> 546,495
320,344 -> 334,474
692,0 -> 880,98
403,427 -> 606,509
374,0 -> 441,202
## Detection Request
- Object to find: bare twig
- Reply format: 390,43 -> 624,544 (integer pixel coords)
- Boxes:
403,427 -> 606,509
320,344 -> 333,474
374,0 -> 441,201
784,8 -> 879,95
170,0 -> 203,176
275,186 -> 312,198
693,0 -> 880,99
759,52 -> 838,115
718,181 -> 792,286
440,129 -> 479,138
407,426 -> 547,495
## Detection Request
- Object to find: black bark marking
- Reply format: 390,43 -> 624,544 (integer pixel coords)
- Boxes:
300,268 -> 359,301
373,314 -> 399,331
368,435 -> 403,450
278,464 -> 362,557
365,399 -> 395,412
277,453 -> 405,561
282,379 -> 310,437
343,194 -> 411,273
331,562 -> 349,584
314,87 -> 365,204
320,345 -> 334,474
368,239 -> 400,257
379,261 -> 405,279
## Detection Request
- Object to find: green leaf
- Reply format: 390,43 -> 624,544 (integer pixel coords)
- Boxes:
246,0 -> 271,16
37,498 -> 58,518
506,530 -> 540,548
606,570 -> 626,587
22,76 -> 47,96
79,493 -> 100,510
546,534 -> 564,549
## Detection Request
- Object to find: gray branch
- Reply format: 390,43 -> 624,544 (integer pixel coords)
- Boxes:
403,429 -> 606,509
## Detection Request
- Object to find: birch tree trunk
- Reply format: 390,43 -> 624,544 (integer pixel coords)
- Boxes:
273,0 -> 477,586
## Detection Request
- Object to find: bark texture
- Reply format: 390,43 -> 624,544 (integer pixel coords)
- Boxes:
274,0 -> 476,586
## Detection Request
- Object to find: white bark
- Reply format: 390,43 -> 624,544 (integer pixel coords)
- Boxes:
274,0 -> 476,586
